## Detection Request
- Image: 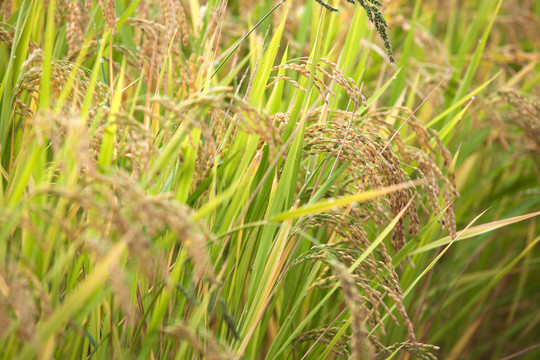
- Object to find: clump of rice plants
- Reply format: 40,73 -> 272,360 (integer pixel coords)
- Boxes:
0,0 -> 539,359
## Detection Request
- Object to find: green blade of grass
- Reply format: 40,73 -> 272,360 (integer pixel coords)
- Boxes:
270,181 -> 419,222
410,211 -> 540,255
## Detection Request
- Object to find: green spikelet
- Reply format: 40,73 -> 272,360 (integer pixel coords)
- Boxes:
314,0 -> 395,62
315,0 -> 339,12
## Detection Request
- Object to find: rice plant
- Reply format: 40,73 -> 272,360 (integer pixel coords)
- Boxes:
0,0 -> 539,359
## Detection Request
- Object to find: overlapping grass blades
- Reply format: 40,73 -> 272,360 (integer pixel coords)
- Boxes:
0,0 -> 539,359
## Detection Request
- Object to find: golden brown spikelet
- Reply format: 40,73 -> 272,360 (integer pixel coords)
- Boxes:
176,1 -> 189,47
0,24 -> 39,51
13,57 -> 109,118
0,268 -> 51,342
99,0 -> 116,35
376,341 -> 440,360
332,261 -> 375,360
19,105 -> 216,286
163,0 -> 177,46
162,0 -> 189,49
302,106 -> 458,244
267,58 -> 367,108
66,1 -> 84,58
485,90 -> 540,181
293,236 -> 410,340
288,99 -> 456,359
302,121 -> 421,249
23,167 -> 216,285
293,327 -> 352,357
0,0 -> 12,19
